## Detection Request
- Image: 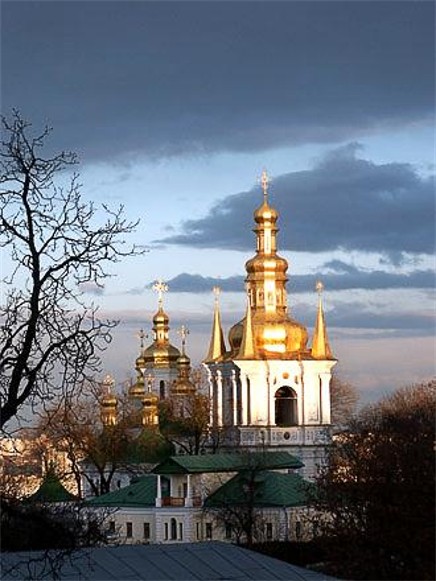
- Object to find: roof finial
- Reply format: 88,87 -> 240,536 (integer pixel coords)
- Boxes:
177,324 -> 190,355
213,285 -> 221,304
153,279 -> 168,310
137,328 -> 147,350
315,280 -> 324,296
261,169 -> 269,202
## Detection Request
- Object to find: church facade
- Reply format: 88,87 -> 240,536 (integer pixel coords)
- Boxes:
203,172 -> 336,479
100,172 -> 336,480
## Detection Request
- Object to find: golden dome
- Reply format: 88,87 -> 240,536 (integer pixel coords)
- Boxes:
153,308 -> 169,326
230,313 -> 308,359
142,342 -> 180,368
254,198 -> 279,223
101,393 -> 117,407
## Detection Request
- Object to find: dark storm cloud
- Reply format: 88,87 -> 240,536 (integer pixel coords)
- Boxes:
158,144 -> 434,257
161,265 -> 435,294
2,2 -> 433,159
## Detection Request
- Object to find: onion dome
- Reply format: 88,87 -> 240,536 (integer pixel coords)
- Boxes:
141,280 -> 181,369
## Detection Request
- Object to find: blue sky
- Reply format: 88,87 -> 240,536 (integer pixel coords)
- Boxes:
2,1 -> 435,403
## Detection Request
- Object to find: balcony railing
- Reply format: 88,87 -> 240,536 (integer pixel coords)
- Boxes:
160,495 -> 203,507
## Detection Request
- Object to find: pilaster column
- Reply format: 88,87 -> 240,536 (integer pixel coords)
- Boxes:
156,474 -> 162,507
216,371 -> 223,427
232,373 -> 238,426
185,474 -> 193,507
320,373 -> 331,424
241,375 -> 249,426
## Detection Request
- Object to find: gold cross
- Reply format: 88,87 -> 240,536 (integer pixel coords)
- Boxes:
261,169 -> 269,200
153,279 -> 168,308
137,328 -> 147,349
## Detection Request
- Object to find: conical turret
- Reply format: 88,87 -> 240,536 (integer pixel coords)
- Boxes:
204,286 -> 226,362
237,292 -> 256,359
311,281 -> 333,359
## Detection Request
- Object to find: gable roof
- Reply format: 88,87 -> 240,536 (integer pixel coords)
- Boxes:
153,451 -> 303,474
87,475 -> 157,508
204,470 -> 313,508
1,542 -> 338,580
26,473 -> 76,503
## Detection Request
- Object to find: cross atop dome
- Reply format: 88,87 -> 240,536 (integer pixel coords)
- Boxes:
153,279 -> 168,309
261,169 -> 270,201
177,324 -> 190,353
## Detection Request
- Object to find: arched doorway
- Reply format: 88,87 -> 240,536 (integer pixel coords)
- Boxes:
274,386 -> 298,426
170,518 -> 177,540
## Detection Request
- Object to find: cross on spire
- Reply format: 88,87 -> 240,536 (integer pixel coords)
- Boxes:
315,280 -> 324,296
137,328 -> 147,349
153,279 -> 168,308
213,285 -> 221,304
178,324 -> 190,353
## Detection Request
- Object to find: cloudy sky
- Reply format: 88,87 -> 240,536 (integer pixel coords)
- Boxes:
2,1 -> 435,403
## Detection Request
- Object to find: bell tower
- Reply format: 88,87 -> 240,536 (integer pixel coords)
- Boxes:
204,172 -> 337,479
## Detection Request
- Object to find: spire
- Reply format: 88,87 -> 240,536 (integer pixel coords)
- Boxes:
238,291 -> 256,358
205,286 -> 226,362
312,281 -> 332,359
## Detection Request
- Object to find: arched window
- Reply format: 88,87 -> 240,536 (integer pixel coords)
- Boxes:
170,518 -> 177,540
159,380 -> 165,399
274,386 -> 298,426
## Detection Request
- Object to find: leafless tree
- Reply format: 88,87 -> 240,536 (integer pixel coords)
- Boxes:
330,372 -> 359,431
0,111 -> 142,430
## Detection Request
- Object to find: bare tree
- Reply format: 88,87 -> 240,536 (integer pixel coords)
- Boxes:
0,112 -> 142,430
313,380 -> 436,580
330,372 -> 359,431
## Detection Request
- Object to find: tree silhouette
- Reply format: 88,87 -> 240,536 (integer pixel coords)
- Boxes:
0,112 -> 141,429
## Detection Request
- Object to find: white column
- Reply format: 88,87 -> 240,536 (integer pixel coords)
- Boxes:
216,371 -> 223,427
241,375 -> 249,426
156,474 -> 162,507
185,474 -> 193,507
232,373 -> 238,426
208,369 -> 215,426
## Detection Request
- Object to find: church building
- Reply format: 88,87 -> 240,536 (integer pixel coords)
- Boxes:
204,172 -> 336,478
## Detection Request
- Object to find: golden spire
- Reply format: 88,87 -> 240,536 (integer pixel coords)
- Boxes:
312,281 -> 333,359
238,291 -> 256,359
204,286 -> 226,362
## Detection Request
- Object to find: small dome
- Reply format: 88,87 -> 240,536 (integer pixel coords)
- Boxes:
153,308 -> 169,326
245,255 -> 288,275
142,342 -> 180,368
228,319 -> 244,354
254,199 -> 278,223
101,393 -> 117,407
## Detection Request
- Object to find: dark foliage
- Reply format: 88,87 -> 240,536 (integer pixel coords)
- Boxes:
313,380 -> 436,580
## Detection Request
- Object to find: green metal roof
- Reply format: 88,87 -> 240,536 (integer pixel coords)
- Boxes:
27,473 -> 76,503
153,452 -> 303,474
204,471 -> 313,508
87,475 -> 157,508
